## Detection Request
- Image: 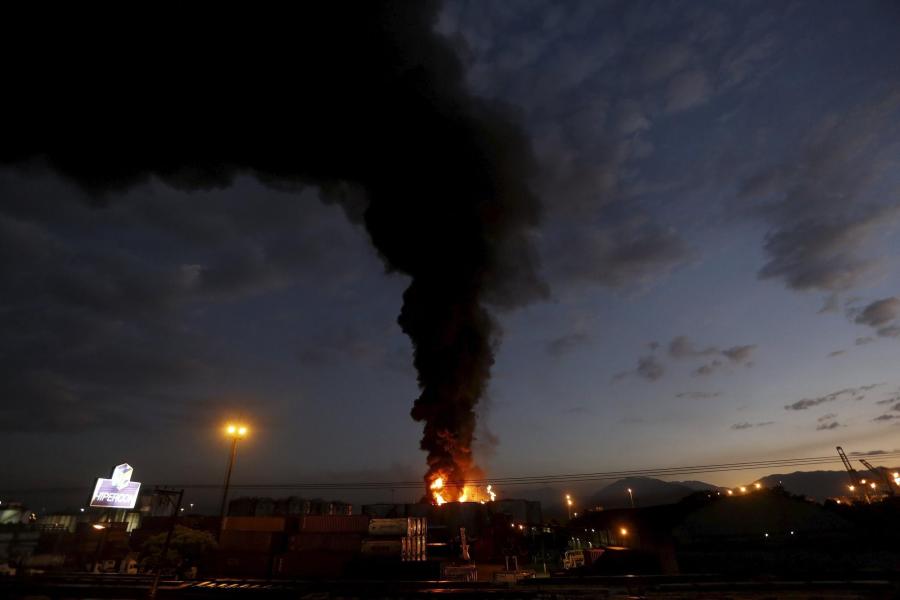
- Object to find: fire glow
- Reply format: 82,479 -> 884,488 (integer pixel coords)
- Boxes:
429,475 -> 496,505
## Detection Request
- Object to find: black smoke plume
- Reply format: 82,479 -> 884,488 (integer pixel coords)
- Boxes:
1,2 -> 545,497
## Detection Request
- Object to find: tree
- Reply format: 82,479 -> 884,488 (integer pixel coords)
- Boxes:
140,526 -> 217,576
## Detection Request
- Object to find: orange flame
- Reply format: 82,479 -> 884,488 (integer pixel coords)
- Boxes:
430,476 -> 447,505
429,474 -> 497,505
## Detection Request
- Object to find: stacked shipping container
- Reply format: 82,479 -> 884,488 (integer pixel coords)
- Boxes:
276,514 -> 369,578
365,517 -> 427,562
217,516 -> 286,578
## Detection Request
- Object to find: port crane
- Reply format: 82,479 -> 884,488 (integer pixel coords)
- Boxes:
836,446 -> 868,503
858,458 -> 895,497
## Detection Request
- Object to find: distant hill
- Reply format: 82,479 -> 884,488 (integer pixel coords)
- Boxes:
588,476 -> 721,509
512,467 -> 899,517
759,468 -> 899,501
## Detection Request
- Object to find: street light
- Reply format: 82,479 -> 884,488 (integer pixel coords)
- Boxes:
565,494 -> 573,519
627,488 -> 634,508
219,423 -> 249,532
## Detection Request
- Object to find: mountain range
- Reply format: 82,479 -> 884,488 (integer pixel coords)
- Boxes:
522,468 -> 900,517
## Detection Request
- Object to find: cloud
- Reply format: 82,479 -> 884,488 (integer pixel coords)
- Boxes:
722,345 -> 756,363
669,336 -> 719,359
546,332 -> 590,356
546,212 -> 689,289
827,350 -> 846,358
730,421 -> 774,430
856,336 -> 875,346
818,293 -> 840,314
815,413 -> 841,430
873,414 -> 900,422
784,383 -> 882,410
612,350 -> 669,383
676,391 -> 722,400
0,174 -> 384,433
854,297 -> 900,328
637,355 -> 665,381
878,325 -> 900,338
694,360 -> 724,377
668,336 -> 756,366
665,69 -> 711,112
740,92 -> 900,292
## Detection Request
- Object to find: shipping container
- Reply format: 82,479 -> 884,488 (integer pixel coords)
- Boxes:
367,517 -> 427,538
219,529 -> 282,553
275,496 -> 311,516
360,538 -> 403,556
401,535 -> 427,561
288,532 -> 363,552
254,498 -> 276,517
300,515 -> 369,533
222,516 -> 286,532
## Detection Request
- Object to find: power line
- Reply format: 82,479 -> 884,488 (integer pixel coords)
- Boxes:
5,451 -> 898,495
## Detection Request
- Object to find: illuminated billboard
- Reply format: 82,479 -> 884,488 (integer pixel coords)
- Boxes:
90,463 -> 141,509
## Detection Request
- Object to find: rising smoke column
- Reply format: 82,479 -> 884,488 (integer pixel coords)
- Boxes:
1,1 -> 546,496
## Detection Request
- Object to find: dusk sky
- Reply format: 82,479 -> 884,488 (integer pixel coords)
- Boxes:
2,1 -> 900,510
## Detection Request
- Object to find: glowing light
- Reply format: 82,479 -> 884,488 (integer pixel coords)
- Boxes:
458,488 -> 469,503
849,485 -> 855,491
727,490 -> 733,496
619,527 -> 628,536
92,524 -> 106,530
487,484 -> 496,502
739,486 -> 747,493
754,483 -> 761,489
870,482 -> 877,489
861,479 -> 867,484
225,423 -> 248,438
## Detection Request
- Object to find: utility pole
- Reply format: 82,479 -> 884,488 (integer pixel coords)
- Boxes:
148,487 -> 184,600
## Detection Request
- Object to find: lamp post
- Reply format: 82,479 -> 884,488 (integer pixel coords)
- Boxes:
627,488 -> 634,508
90,524 -> 109,573
218,423 -> 248,534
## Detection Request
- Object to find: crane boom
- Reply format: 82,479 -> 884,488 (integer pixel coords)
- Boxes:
859,458 -> 895,497
836,446 -> 864,501
836,446 -> 857,486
